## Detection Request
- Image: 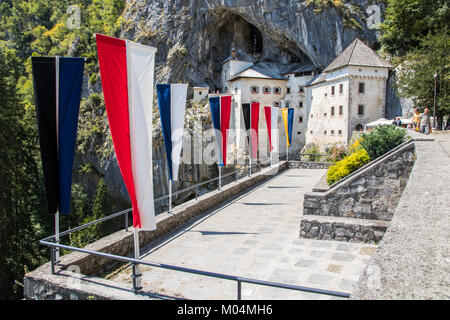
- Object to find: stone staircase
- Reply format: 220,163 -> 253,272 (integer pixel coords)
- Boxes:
300,139 -> 417,244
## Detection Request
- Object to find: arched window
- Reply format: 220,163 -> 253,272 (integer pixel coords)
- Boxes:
355,124 -> 364,132
272,101 -> 281,108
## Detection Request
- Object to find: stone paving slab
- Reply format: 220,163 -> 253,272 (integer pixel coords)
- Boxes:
109,169 -> 377,300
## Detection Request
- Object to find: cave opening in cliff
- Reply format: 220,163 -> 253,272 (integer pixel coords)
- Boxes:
249,23 -> 263,55
207,10 -> 313,90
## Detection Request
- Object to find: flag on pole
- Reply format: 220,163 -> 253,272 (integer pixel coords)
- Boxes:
209,95 -> 232,166
32,56 -> 85,215
264,106 -> 279,151
156,84 -> 188,181
281,108 -> 294,147
242,103 -> 251,139
250,102 -> 260,159
96,34 -> 157,230
242,102 -> 260,159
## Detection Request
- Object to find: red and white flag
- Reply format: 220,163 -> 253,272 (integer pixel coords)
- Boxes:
264,106 -> 279,152
96,34 -> 157,230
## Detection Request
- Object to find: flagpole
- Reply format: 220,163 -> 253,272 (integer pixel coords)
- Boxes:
133,228 -> 141,291
168,178 -> 172,214
55,55 -> 60,264
286,142 -> 289,161
218,165 -> 222,191
249,136 -> 252,176
55,210 -> 60,263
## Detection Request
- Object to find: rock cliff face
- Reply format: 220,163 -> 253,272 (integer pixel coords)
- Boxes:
121,0 -> 385,90
83,0 -> 410,210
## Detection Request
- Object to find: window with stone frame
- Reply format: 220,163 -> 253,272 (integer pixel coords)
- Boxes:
273,87 -> 282,95
286,87 -> 291,94
298,101 -> 303,108
331,106 -> 335,116
262,86 -> 271,94
358,82 -> 365,93
272,101 -> 281,108
299,86 -> 305,94
339,105 -> 343,115
339,83 -> 344,94
358,104 -> 364,116
331,85 -> 335,96
250,85 -> 260,94
298,116 -> 303,123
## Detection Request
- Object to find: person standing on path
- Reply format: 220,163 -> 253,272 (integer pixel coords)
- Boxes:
420,108 -> 432,135
412,108 -> 421,131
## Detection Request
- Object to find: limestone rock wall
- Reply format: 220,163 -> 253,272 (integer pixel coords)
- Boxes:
121,0 -> 384,89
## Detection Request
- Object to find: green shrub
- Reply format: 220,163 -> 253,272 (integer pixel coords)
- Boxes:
326,148 -> 370,185
360,125 -> 406,160
304,143 -> 322,162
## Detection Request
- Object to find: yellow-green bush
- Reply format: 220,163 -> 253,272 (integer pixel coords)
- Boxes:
326,148 -> 370,185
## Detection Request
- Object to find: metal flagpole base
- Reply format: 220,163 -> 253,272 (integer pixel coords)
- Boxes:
168,179 -> 172,214
132,228 -> 142,292
218,165 -> 222,191
54,211 -> 60,264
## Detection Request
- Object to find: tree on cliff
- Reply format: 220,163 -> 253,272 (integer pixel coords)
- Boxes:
0,42 -> 46,300
394,30 -> 450,125
0,0 -> 127,299
379,0 -> 449,56
379,0 -> 450,126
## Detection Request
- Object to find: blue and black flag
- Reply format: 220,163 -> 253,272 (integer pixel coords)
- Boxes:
32,56 -> 84,215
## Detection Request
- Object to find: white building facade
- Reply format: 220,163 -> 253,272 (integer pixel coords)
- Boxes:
305,39 -> 392,149
212,38 -> 392,160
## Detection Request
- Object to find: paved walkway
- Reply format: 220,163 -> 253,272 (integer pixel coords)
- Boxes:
353,133 -> 450,299
110,169 -> 377,300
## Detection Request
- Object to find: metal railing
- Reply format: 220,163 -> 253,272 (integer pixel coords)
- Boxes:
38,160 -> 351,300
40,239 -> 350,299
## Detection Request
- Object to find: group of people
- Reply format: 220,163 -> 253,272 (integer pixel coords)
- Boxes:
411,108 -> 432,135
410,108 -> 450,134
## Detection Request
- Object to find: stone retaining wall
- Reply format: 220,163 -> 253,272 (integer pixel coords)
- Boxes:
303,142 -> 416,221
300,216 -> 390,243
288,161 -> 332,170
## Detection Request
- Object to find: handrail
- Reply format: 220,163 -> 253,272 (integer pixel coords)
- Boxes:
40,238 -> 350,299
